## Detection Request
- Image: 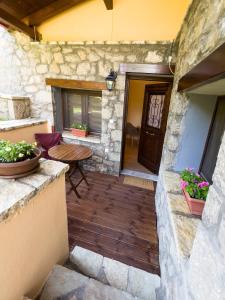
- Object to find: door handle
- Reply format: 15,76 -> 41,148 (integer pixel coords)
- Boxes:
146,131 -> 155,136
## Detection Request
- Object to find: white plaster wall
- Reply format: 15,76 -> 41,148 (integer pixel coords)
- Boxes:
175,94 -> 217,171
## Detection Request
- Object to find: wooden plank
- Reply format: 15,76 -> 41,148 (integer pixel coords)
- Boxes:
120,63 -> 175,76
103,0 -> 113,10
0,0 -> 56,19
27,0 -> 87,26
178,42 -> 225,92
0,8 -> 41,40
66,171 -> 160,274
46,78 -> 107,91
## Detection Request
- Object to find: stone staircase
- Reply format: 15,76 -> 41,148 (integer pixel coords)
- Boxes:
39,246 -> 160,300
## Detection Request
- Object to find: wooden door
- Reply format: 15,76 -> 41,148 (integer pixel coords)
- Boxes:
138,83 -> 171,174
200,96 -> 225,183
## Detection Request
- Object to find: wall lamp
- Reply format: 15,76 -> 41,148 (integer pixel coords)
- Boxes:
105,69 -> 117,91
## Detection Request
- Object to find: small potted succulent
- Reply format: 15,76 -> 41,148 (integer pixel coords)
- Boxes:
0,140 -> 41,178
180,168 -> 209,216
71,123 -> 89,137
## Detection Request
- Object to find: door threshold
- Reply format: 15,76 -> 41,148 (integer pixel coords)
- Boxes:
120,169 -> 158,182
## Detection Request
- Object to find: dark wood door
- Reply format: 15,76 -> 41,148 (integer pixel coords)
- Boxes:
138,83 -> 172,174
200,96 -> 225,183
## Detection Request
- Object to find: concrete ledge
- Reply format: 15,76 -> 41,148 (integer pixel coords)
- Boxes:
163,171 -> 201,258
62,131 -> 101,144
0,118 -> 48,131
0,159 -> 69,222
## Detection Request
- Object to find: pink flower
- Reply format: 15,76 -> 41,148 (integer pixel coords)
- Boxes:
186,167 -> 194,172
180,179 -> 188,189
198,181 -> 209,189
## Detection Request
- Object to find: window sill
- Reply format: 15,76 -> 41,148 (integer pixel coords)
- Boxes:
162,171 -> 201,259
62,131 -> 101,144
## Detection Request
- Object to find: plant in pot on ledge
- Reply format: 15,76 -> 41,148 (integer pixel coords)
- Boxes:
71,123 -> 89,138
0,140 -> 41,178
180,168 -> 209,216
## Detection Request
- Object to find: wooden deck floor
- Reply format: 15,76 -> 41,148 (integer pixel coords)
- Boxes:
66,171 -> 160,275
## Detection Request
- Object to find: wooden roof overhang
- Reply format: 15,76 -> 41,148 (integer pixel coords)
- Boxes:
178,42 -> 225,92
0,0 -> 113,40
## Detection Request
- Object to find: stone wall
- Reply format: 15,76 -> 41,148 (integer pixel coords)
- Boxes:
0,26 -> 171,174
156,0 -> 225,299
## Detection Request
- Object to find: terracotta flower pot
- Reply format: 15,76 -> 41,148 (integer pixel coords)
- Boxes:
0,148 -> 41,178
71,128 -> 88,137
182,189 -> 205,216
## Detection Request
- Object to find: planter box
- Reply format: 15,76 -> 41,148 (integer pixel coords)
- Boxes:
71,128 -> 88,137
182,189 -> 205,216
0,148 -> 41,178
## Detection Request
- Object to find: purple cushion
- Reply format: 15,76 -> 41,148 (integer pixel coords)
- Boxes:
35,133 -> 62,159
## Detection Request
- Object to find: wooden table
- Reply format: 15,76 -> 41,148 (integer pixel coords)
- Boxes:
48,144 -> 93,198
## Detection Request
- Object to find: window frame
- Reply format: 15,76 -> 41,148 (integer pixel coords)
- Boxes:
61,89 -> 102,135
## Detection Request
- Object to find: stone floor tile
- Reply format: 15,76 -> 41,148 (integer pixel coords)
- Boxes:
84,278 -> 137,300
40,265 -> 89,300
127,266 -> 160,300
102,257 -> 129,290
70,246 -> 103,278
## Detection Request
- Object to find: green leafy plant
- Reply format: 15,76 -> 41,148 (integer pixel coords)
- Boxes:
0,140 -> 36,163
180,168 -> 209,200
71,123 -> 88,131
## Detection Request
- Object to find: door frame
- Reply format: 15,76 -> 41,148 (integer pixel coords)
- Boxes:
199,96 -> 225,183
120,72 -> 173,172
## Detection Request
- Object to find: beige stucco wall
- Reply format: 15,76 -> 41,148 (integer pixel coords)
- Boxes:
0,175 -> 69,300
127,80 -> 149,127
0,122 -> 50,143
38,0 -> 190,41
127,80 -> 164,127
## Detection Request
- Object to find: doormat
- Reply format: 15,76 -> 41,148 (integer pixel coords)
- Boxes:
123,176 -> 154,190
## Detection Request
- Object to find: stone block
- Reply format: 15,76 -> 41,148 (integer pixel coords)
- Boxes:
36,64 -> 48,74
111,129 -> 122,142
40,265 -> 89,300
60,64 -> 73,76
187,224 -> 225,300
145,51 -> 163,63
127,266 -> 160,300
70,246 -> 103,278
102,257 -> 129,291
65,54 -> 80,63
218,213 -> 225,257
77,62 -> 91,76
84,279 -> 137,300
53,52 -> 64,64
202,186 -> 222,227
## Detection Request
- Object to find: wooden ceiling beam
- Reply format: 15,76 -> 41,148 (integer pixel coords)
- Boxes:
103,0 -> 113,10
0,8 -> 41,40
27,0 -> 87,26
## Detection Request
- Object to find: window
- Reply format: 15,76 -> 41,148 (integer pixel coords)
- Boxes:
62,89 -> 102,134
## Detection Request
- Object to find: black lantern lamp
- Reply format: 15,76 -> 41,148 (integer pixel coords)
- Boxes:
105,69 -> 117,91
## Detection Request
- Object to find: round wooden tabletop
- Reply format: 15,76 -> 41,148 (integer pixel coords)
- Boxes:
48,144 -> 93,162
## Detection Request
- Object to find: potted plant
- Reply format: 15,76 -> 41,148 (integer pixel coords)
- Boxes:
180,168 -> 209,216
71,123 -> 89,137
0,140 -> 41,178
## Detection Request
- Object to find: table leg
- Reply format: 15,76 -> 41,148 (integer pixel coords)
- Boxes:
66,162 -> 88,198
77,163 -> 89,186
66,163 -> 81,198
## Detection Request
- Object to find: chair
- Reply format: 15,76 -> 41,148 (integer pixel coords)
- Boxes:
35,132 -> 63,159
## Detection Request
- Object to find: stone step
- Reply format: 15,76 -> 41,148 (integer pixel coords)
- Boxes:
69,246 -> 160,300
40,265 -> 142,300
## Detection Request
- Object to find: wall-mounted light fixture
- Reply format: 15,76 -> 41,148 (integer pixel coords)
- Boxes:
105,69 -> 117,91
